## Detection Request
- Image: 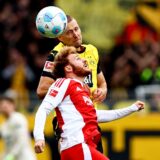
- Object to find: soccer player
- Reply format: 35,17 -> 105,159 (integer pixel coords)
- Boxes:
34,46 -> 144,160
36,15 -> 107,155
0,96 -> 37,160
37,15 -> 107,103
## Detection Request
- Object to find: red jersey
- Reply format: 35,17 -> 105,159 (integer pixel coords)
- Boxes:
34,78 -> 139,160
35,78 -> 100,151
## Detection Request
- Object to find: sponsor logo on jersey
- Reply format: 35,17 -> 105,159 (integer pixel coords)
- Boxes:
43,61 -> 54,72
84,73 -> 93,87
49,89 -> 58,97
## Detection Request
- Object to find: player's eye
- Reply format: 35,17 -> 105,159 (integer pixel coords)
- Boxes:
75,27 -> 79,31
66,30 -> 72,35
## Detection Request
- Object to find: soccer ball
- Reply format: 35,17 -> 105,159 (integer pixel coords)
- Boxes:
36,6 -> 67,38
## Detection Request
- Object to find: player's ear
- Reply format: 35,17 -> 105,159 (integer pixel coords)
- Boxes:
65,64 -> 72,73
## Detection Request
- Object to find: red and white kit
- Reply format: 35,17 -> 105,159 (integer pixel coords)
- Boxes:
34,78 -> 139,160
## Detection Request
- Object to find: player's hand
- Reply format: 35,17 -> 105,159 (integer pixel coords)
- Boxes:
92,88 -> 106,103
34,140 -> 45,153
134,101 -> 145,111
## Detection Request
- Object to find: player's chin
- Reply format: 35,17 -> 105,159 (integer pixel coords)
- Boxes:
84,69 -> 92,76
74,40 -> 82,47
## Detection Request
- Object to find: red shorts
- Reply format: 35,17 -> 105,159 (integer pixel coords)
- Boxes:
61,143 -> 110,160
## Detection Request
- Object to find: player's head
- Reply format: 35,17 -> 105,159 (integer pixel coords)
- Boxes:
54,46 -> 91,78
0,96 -> 15,117
58,15 -> 82,48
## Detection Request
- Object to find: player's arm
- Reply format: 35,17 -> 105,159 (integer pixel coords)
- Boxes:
34,101 -> 51,153
34,79 -> 69,153
36,51 -> 57,99
92,61 -> 107,103
96,101 -> 144,123
34,91 -> 59,153
37,77 -> 55,99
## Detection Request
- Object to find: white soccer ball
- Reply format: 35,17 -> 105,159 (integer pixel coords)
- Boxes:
36,6 -> 67,38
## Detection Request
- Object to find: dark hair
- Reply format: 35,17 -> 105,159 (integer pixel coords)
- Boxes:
0,96 -> 15,104
53,46 -> 76,78
66,15 -> 73,23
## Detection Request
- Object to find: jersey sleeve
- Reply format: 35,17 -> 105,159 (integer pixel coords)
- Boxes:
41,42 -> 64,79
48,50 -> 58,61
96,104 -> 138,123
34,78 -> 70,141
43,78 -> 70,109
41,50 -> 58,79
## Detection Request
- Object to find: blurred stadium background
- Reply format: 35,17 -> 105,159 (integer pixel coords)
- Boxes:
0,0 -> 160,160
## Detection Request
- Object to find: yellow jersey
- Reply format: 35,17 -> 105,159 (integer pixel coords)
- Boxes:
53,42 -> 101,94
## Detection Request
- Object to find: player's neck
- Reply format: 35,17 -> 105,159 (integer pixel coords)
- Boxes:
66,73 -> 84,82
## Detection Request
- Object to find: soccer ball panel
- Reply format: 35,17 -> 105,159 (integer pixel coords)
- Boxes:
36,6 -> 67,38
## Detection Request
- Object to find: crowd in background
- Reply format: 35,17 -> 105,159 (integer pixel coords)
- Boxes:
0,0 -> 57,111
103,3 -> 160,112
0,0 -> 160,112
